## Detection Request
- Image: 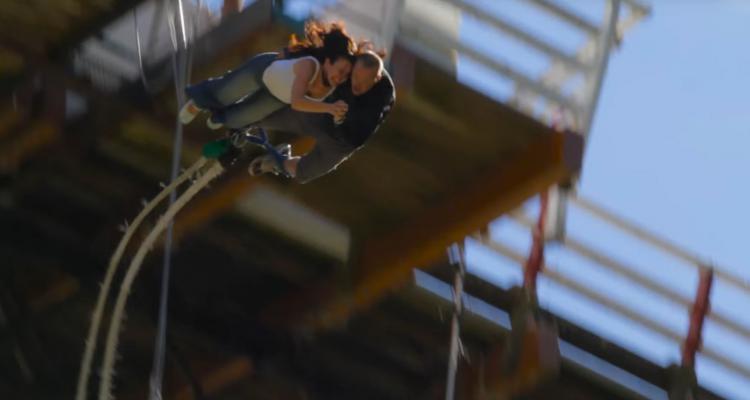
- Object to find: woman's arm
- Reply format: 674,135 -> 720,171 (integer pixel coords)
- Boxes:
290,59 -> 347,117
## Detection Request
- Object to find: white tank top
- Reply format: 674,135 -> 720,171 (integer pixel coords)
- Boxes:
262,56 -> 335,103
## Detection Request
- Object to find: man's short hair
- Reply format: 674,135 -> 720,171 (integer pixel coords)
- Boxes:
357,51 -> 384,75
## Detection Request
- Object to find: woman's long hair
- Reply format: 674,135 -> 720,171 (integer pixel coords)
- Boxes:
285,20 -> 356,64
355,39 -> 387,59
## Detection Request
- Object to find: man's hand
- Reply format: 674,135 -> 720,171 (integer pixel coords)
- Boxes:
328,100 -> 348,120
333,113 -> 346,125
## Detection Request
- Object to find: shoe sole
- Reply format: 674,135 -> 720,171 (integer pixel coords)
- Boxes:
179,101 -> 200,125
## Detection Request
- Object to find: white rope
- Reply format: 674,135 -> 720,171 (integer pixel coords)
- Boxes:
78,2 -> 198,398
74,158 -> 206,400
445,242 -> 466,400
99,161 -> 224,400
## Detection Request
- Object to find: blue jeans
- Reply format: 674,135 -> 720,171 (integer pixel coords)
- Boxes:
185,52 -> 285,129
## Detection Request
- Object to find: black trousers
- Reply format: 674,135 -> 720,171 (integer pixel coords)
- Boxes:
257,108 -> 358,183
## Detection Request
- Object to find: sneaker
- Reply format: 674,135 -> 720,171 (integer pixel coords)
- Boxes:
248,154 -> 276,176
206,116 -> 224,130
248,144 -> 292,177
178,100 -> 202,124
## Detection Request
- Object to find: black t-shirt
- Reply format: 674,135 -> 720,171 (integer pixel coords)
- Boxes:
328,69 -> 395,148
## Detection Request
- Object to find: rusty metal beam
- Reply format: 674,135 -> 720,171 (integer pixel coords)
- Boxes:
266,129 -> 583,332
0,102 -> 22,140
25,275 -> 80,313
235,374 -> 310,399
0,120 -> 60,173
5,260 -> 82,316
173,357 -> 253,400
0,0 -> 150,90
0,68 -> 66,172
0,266 -> 80,387
390,44 -> 416,95
118,328 -> 254,400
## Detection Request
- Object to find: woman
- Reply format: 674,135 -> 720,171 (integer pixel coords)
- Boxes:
179,21 -> 354,130
247,42 -> 393,181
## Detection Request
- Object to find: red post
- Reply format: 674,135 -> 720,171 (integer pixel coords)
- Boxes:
523,191 -> 549,293
682,267 -> 714,367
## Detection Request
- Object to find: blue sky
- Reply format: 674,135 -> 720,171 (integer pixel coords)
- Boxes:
581,1 -> 750,273
572,3 -> 750,397
458,1 -> 750,399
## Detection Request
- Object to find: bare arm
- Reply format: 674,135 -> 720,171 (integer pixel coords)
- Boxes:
290,59 -> 346,116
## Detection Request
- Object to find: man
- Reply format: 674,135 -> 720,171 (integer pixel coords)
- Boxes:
249,50 -> 395,183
